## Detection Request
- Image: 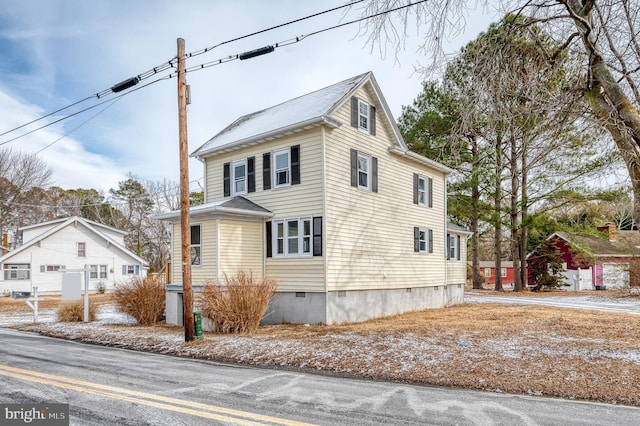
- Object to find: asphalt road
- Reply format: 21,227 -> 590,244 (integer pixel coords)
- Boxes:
1,328 -> 638,425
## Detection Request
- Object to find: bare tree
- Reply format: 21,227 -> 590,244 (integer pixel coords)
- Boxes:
357,0 -> 640,220
0,148 -> 53,245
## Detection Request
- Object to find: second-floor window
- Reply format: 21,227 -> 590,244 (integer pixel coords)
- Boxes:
414,227 -> 433,253
232,159 -> 247,195
414,174 -> 433,207
350,149 -> 378,192
273,148 -> 290,188
77,242 -> 86,258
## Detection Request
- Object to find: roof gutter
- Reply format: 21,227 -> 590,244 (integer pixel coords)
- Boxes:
388,146 -> 454,174
192,116 -> 341,160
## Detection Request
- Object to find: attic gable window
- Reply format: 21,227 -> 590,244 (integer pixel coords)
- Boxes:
350,96 -> 376,136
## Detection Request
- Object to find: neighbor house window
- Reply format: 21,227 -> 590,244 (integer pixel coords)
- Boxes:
232,159 -> 247,195
357,152 -> 371,190
273,218 -> 312,257
484,268 -> 492,277
4,264 -> 30,280
122,265 -> 141,275
41,265 -> 64,272
191,224 -> 201,266
89,264 -> 108,280
77,242 -> 86,258
501,268 -> 507,278
273,148 -> 291,188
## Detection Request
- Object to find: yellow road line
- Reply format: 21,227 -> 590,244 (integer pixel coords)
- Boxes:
0,364 -> 314,426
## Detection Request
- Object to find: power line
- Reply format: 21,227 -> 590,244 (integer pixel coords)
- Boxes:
0,0 -> 365,140
0,0 -> 427,146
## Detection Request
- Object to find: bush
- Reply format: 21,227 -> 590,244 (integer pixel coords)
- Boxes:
112,277 -> 165,325
57,299 -> 98,322
201,271 -> 277,334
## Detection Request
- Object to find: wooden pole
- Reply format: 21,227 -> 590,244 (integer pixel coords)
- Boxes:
177,38 -> 194,342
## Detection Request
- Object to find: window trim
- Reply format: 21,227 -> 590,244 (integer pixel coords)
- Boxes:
190,224 -> 201,267
272,217 -> 313,258
77,242 -> 86,258
357,152 -> 371,191
273,148 -> 291,189
357,99 -> 370,133
231,158 -> 247,195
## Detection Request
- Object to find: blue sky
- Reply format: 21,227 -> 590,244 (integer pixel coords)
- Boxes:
0,1 -> 495,194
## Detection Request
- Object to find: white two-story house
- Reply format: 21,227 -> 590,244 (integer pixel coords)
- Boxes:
157,72 -> 469,324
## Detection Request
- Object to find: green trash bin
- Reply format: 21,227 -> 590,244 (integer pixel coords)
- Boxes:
194,311 -> 203,340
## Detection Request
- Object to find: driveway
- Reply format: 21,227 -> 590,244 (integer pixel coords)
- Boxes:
465,291 -> 640,315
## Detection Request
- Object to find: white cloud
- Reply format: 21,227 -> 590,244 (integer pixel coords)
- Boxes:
0,1 -> 492,194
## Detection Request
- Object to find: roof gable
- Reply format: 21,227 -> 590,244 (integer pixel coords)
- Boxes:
0,216 -> 146,265
191,72 -> 408,159
550,231 -> 640,256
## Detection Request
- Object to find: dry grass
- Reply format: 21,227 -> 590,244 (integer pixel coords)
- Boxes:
201,271 -> 277,333
5,291 -> 640,406
0,293 -> 112,313
57,300 -> 98,322
112,277 -> 165,325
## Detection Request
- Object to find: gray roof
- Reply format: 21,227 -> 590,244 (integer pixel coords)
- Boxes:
191,72 -> 397,159
154,196 -> 272,222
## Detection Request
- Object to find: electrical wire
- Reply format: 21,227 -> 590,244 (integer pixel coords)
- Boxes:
34,97 -> 122,155
0,0 -> 427,145
0,0 -> 365,140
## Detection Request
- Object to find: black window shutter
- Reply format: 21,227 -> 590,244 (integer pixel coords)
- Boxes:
223,162 -> 230,197
247,157 -> 255,193
370,105 -> 376,136
371,156 -> 378,193
265,221 -> 272,258
428,177 -> 433,208
457,235 -> 461,260
263,153 -> 271,190
428,229 -> 434,253
414,227 -> 420,252
291,145 -> 300,185
350,96 -> 358,128
313,216 -> 322,256
350,149 -> 358,187
413,173 -> 419,204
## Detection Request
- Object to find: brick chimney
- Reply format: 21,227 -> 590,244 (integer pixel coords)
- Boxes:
597,224 -> 617,242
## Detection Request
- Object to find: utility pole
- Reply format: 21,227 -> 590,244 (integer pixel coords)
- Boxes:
177,38 -> 194,342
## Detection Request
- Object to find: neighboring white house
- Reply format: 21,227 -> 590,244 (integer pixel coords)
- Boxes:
0,216 -> 148,295
157,72 -> 469,324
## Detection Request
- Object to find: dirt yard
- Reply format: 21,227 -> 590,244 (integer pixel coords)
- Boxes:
2,290 -> 639,407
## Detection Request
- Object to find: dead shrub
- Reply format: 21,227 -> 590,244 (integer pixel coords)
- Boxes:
201,271 -> 277,334
112,276 -> 165,325
57,299 -> 98,322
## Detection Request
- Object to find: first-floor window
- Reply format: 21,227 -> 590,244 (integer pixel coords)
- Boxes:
418,229 -> 427,253
485,267 -> 492,277
122,265 -> 141,275
448,234 -> 456,260
191,224 -> 201,266
274,217 -> 312,257
501,268 -> 507,277
90,265 -> 108,279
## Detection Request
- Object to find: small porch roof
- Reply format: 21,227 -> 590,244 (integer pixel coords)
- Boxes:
154,196 -> 273,223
